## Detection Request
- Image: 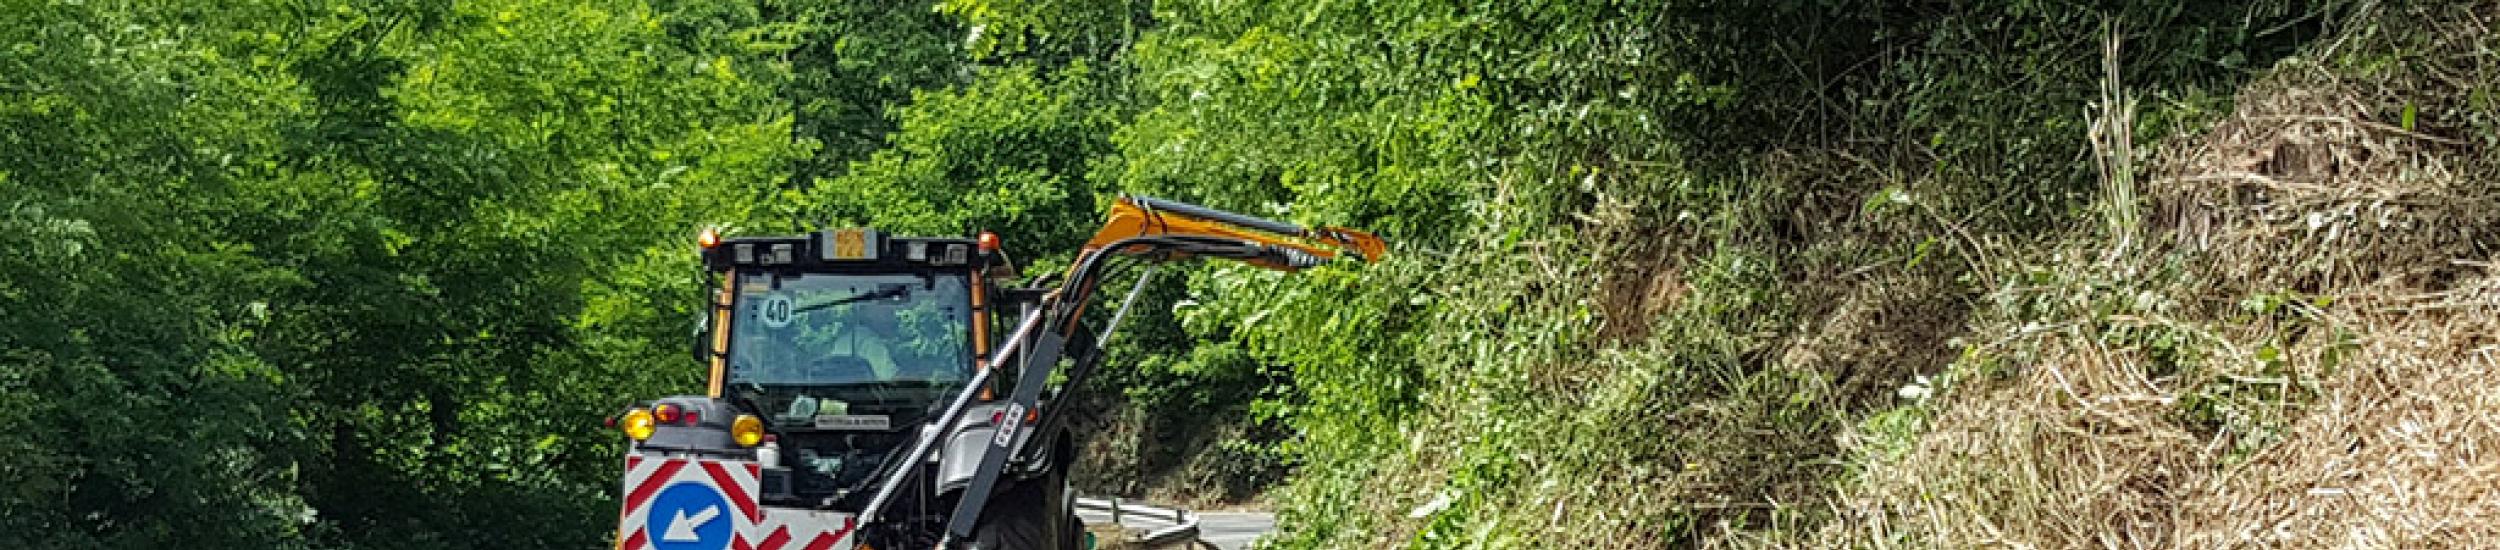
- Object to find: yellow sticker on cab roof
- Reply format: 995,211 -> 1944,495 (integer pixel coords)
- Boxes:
825,228 -> 878,261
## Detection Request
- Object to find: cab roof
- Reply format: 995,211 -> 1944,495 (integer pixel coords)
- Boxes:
701,229 -> 989,272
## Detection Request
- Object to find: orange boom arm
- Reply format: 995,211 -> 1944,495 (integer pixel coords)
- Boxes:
938,195 -> 1383,543
1074,195 -> 1387,271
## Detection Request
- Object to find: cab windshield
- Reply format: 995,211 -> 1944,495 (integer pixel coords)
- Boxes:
726,271 -> 973,427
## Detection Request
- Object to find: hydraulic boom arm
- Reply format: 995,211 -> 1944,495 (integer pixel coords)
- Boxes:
854,195 -> 1384,548
1075,195 -> 1386,271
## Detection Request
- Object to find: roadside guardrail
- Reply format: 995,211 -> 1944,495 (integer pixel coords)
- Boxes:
1075,497 -> 1200,547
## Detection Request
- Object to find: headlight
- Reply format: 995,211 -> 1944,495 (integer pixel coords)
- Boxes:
731,414 -> 764,447
621,408 -> 656,441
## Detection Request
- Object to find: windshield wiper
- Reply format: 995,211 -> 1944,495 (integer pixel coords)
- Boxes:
738,380 -> 960,392
790,284 -> 909,314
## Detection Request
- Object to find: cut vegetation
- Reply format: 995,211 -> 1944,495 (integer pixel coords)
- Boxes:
1239,1 -> 2500,548
1818,5 -> 2500,547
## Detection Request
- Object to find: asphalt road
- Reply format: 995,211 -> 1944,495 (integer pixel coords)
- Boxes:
1190,512 -> 1275,550
1077,507 -> 1273,550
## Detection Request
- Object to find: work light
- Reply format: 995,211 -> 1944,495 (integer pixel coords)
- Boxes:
620,408 -> 655,441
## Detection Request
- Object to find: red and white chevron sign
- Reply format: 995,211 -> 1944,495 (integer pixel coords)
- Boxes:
617,455 -> 761,550
750,508 -> 858,550
616,455 -> 857,550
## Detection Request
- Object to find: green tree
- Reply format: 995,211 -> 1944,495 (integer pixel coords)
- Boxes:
2,0 -> 805,547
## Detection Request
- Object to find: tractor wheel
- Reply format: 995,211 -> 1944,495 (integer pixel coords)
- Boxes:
971,467 -> 1070,550
1065,515 -> 1086,550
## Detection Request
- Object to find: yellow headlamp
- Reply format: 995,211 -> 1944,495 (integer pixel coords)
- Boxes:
731,414 -> 764,447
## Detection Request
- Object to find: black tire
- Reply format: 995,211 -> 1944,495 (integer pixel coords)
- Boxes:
971,467 -> 1071,550
1065,515 -> 1086,550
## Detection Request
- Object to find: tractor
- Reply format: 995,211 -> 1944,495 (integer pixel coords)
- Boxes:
610,196 -> 1384,550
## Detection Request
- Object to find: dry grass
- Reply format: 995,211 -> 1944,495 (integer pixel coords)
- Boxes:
2175,292 -> 2500,547
1810,5 -> 2500,548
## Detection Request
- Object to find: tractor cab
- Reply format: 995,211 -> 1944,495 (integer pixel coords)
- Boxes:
619,228 -> 1053,550
695,229 -> 1012,508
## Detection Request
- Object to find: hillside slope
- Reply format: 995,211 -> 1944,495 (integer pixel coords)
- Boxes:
1240,2 -> 2498,548
1816,6 -> 2500,547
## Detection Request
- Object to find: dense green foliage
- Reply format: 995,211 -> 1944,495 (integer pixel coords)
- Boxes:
6,0 -> 2408,547
0,0 -> 804,546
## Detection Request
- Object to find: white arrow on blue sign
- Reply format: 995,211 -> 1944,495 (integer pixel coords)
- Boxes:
646,482 -> 734,550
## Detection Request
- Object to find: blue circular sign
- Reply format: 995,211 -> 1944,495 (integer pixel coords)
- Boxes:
646,482 -> 733,550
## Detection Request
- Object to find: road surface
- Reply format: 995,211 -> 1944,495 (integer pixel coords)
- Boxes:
1191,512 -> 1275,550
1077,507 -> 1274,550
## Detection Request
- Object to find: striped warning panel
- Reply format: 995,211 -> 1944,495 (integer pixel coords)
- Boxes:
753,508 -> 858,550
615,455 -> 763,550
